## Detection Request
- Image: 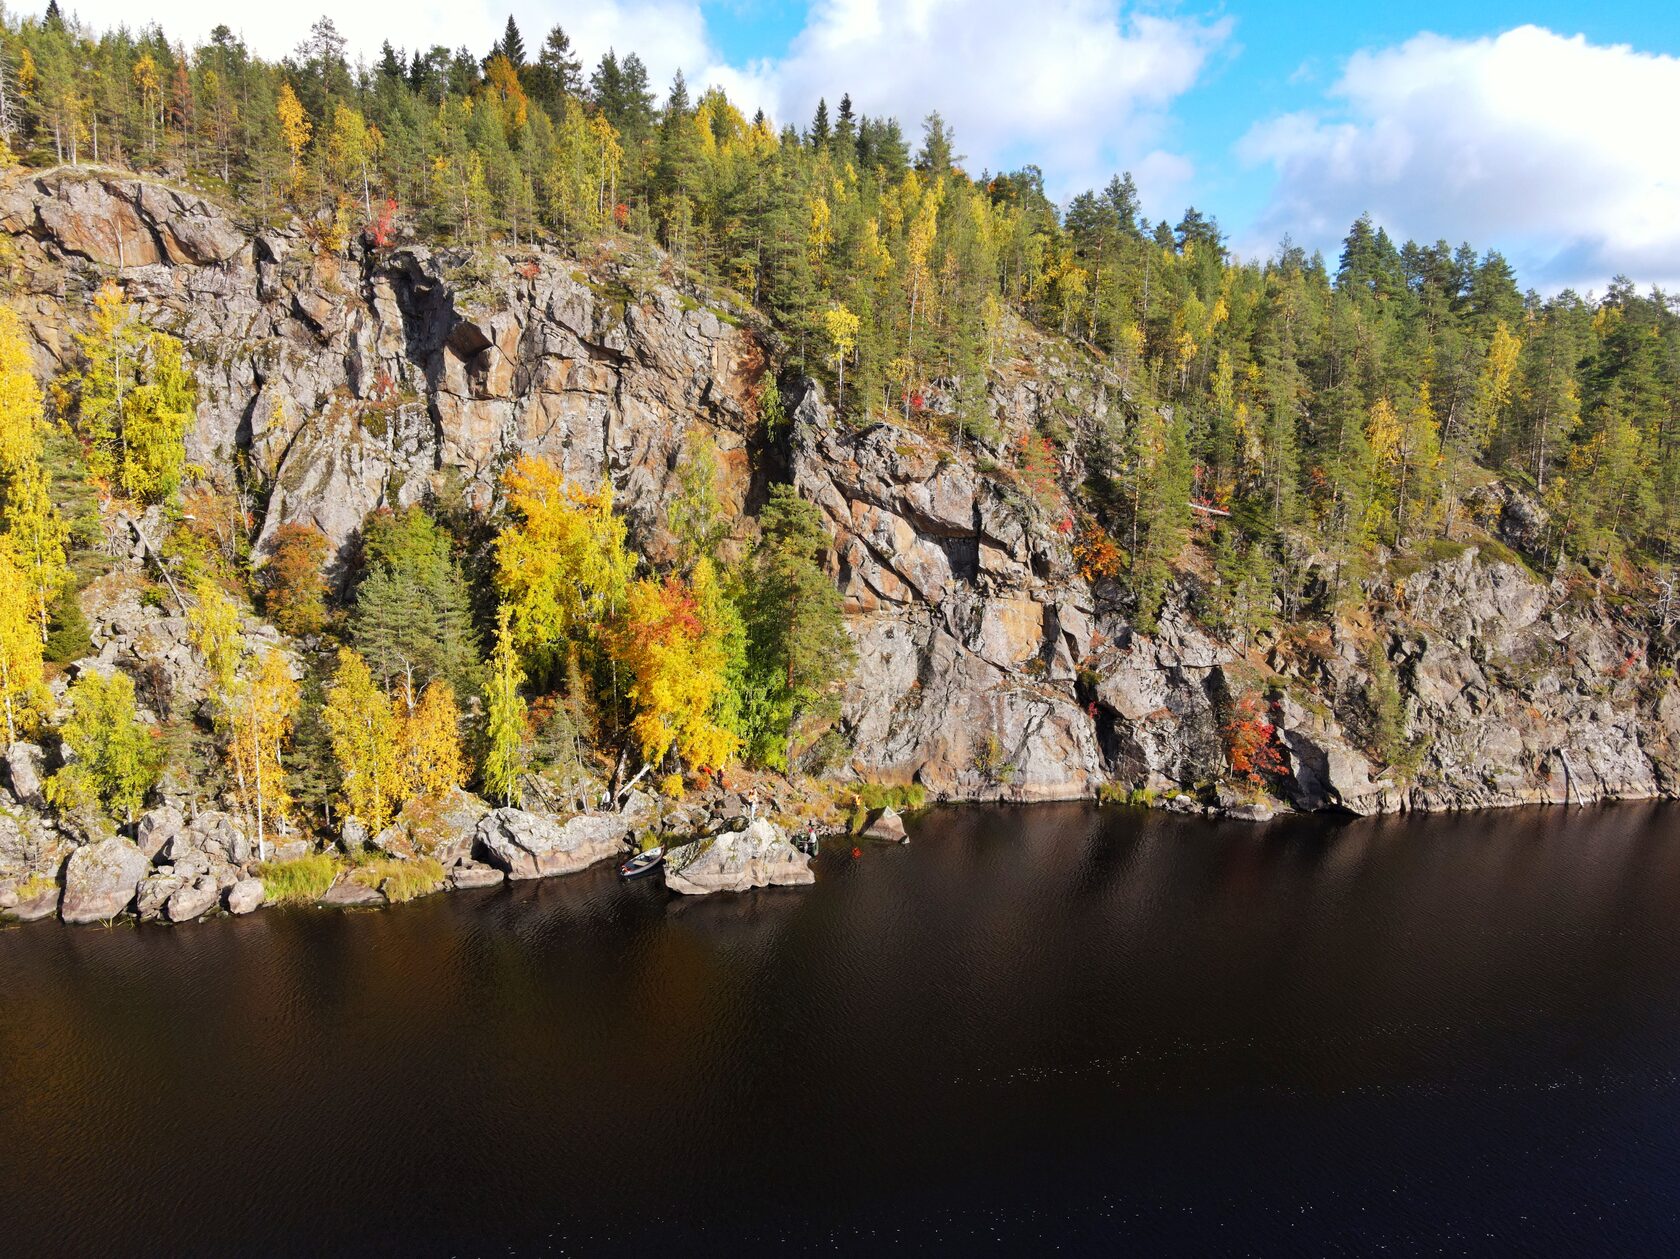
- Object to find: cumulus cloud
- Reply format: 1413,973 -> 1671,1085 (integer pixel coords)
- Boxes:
736,1 -> 1230,206
1237,25 -> 1680,291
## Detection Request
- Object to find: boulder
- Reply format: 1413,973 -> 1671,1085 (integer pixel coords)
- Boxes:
1214,784 -> 1279,823
61,838 -> 151,923
394,789 -> 489,867
862,806 -> 908,843
320,877 -> 384,907
135,872 -> 186,922
4,882 -> 60,922
447,862 -> 506,891
368,824 -> 417,860
663,819 -> 815,896
269,839 -> 311,864
166,877 -> 221,922
340,817 -> 372,853
1273,695 -> 1396,816
225,878 -> 265,915
474,808 -> 629,880
136,806 -> 184,860
2,743 -> 45,808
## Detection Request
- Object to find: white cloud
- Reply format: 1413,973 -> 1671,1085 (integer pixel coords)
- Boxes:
1237,25 -> 1680,291
728,1 -> 1229,206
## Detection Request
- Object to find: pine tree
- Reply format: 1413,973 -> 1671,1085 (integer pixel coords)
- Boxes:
351,505 -> 480,699
734,486 -> 854,769
497,16 -> 526,68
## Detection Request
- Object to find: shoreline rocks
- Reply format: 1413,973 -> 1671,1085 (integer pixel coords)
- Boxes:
664,819 -> 815,896
475,808 -> 629,880
61,838 -> 151,924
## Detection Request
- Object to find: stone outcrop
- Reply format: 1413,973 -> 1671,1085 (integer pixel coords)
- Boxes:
381,790 -> 488,868
61,838 -> 151,924
3,743 -> 45,808
474,808 -> 629,880
793,390 -> 1107,799
447,862 -> 505,891
320,877 -> 385,908
664,819 -> 815,896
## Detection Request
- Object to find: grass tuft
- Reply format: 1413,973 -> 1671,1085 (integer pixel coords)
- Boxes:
255,852 -> 343,905
351,857 -> 445,904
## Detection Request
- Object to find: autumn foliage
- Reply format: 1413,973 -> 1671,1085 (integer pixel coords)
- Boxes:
263,523 -> 330,636
1073,520 -> 1123,584
1222,693 -> 1286,786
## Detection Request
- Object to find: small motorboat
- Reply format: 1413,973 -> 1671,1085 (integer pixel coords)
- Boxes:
618,847 -> 665,879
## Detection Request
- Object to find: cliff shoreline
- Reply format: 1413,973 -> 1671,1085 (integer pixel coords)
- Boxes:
3,166 -> 1678,928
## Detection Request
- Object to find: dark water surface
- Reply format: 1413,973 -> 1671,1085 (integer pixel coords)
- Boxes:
5,802 -> 1680,1256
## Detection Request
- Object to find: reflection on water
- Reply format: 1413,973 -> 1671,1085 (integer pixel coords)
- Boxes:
4,802 -> 1680,1255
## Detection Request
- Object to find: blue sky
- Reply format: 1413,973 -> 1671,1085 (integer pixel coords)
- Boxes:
37,2 -> 1680,290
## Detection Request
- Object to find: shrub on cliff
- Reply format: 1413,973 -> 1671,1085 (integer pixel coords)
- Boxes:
263,523 -> 330,636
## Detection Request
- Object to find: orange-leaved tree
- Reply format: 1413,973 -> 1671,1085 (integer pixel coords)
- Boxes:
1222,693 -> 1285,786
612,556 -> 738,775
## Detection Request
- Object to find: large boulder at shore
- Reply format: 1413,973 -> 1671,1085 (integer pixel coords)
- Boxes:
320,876 -> 384,907
7,884 -> 61,921
862,806 -> 908,842
135,872 -> 186,922
61,838 -> 151,923
474,808 -> 629,880
166,877 -> 221,922
664,819 -> 815,896
225,878 -> 265,915
447,862 -> 505,891
387,789 -> 490,868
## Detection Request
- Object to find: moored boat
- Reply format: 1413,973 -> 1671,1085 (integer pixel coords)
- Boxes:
619,847 -> 665,879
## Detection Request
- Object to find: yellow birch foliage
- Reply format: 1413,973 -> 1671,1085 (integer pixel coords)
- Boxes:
494,458 -> 634,661
0,306 -> 43,475
0,546 -> 48,742
3,461 -> 69,643
277,82 -> 312,180
322,647 -> 403,833
228,648 -> 300,847
187,579 -> 242,693
399,679 -> 466,801
613,558 -> 737,771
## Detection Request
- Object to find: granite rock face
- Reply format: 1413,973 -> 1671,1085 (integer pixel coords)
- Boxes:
5,168 -> 1679,821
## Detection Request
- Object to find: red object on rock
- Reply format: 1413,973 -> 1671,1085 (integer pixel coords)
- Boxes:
851,847 -> 861,859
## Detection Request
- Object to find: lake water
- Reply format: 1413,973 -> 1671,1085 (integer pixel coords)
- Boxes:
4,802 -> 1680,1255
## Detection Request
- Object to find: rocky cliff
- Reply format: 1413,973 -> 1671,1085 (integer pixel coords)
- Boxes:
5,167 -> 1678,819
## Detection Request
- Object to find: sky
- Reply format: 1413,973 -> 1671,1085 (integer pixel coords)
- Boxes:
25,1 -> 1680,293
